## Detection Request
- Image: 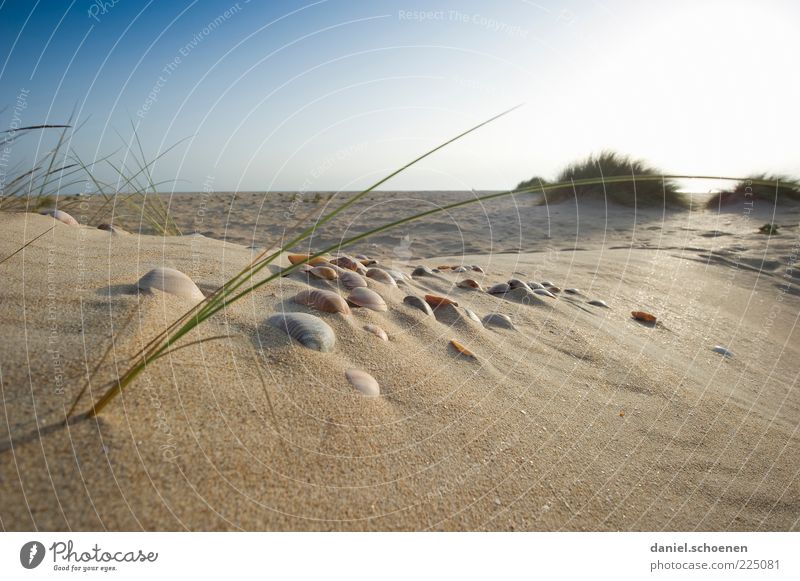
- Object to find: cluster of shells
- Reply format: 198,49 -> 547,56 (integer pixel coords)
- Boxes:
39,209 -> 128,235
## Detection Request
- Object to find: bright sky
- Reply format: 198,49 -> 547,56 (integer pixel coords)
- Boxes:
1,0 -> 798,192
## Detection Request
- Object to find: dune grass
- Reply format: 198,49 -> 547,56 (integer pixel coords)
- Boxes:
705,174 -> 800,209
518,151 -> 687,208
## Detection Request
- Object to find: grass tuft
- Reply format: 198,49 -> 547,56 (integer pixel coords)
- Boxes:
705,174 -> 800,209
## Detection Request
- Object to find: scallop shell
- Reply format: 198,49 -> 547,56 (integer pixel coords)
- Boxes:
631,311 -> 657,323
293,289 -> 351,315
450,339 -> 476,358
309,266 -> 338,280
40,209 -> 78,226
403,295 -> 433,316
508,279 -> 531,291
137,267 -> 205,304
457,279 -> 482,290
533,288 -> 556,299
330,256 -> 360,271
488,282 -> 510,295
411,266 -> 434,277
528,281 -> 546,290
587,299 -> 609,308
268,312 -> 335,352
347,287 -> 388,311
97,223 -> 126,235
288,253 -> 329,266
337,270 -> 368,289
425,294 -> 458,308
482,313 -> 516,330
363,324 -> 388,341
464,308 -> 483,325
366,268 -> 397,286
345,369 -> 380,397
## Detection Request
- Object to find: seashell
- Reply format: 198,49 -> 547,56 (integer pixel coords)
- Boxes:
355,263 -> 369,276
587,299 -> 609,308
137,267 -> 205,304
97,223 -> 126,235
437,265 -> 453,270
347,287 -> 388,311
403,295 -> 433,316
288,253 -> 329,266
508,279 -> 531,291
337,270 -> 368,289
453,266 -> 468,273
471,265 -> 484,273
541,280 -> 554,287
712,345 -> 733,358
488,282 -> 510,295
548,286 -> 562,293
330,256 -> 361,271
464,308 -> 483,325
40,209 -> 78,226
424,294 -> 458,308
309,266 -> 338,280
345,369 -> 380,396
363,324 -> 388,341
366,268 -> 397,286
457,279 -> 482,290
268,312 -> 335,352
631,311 -> 657,323
384,269 -> 407,283
533,288 -> 556,299
450,339 -> 476,358
564,288 -> 580,294
482,313 -> 516,330
411,265 -> 434,277
355,254 -> 370,260
528,281 -> 546,290
293,289 -> 351,315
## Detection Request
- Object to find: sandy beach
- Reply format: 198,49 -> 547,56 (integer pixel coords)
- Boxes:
1,192 -> 798,531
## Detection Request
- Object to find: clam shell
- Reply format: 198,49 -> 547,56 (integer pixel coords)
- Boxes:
631,311 -> 657,323
137,267 -> 205,304
345,369 -> 380,397
471,265 -> 485,273
288,253 -> 329,266
293,289 -> 351,315
533,288 -> 556,299
366,268 -> 397,286
360,258 -> 378,266
564,288 -> 580,294
712,345 -> 733,358
336,270 -> 367,289
403,295 -> 433,316
268,312 -> 336,352
425,294 -> 458,308
482,313 -> 516,330
457,279 -> 482,290
587,299 -> 609,308
450,339 -> 476,358
528,281 -> 546,290
97,223 -> 126,235
330,256 -> 360,271
488,282 -> 510,295
508,279 -> 531,291
40,209 -> 78,226
347,287 -> 388,311
363,324 -> 388,341
464,308 -> 483,325
384,269 -> 407,283
411,266 -> 434,277
548,286 -> 562,293
453,266 -> 468,273
541,281 -> 554,287
309,266 -> 338,280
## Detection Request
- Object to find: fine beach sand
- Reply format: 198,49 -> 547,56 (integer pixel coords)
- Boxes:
1,192 -> 798,531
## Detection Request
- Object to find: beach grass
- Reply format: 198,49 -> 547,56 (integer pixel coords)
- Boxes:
705,174 -> 800,209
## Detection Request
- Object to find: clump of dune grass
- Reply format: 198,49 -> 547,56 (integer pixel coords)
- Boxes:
519,151 -> 687,208
705,174 -> 800,209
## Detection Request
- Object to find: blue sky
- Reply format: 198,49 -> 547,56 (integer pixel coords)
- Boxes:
1,0 -> 799,192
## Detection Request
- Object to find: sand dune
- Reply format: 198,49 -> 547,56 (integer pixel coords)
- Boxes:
1,194 -> 798,531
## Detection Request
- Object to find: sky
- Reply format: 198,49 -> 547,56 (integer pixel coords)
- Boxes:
1,0 -> 799,193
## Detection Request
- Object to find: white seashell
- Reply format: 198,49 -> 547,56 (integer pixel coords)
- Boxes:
383,269 -> 407,283
488,282 -> 510,295
40,209 -> 78,226
293,289 -> 350,314
508,279 -> 531,291
268,312 -> 335,352
363,324 -> 388,341
564,288 -> 580,294
412,266 -> 434,277
528,281 -> 545,290
335,269 -> 368,289
403,295 -> 433,316
137,267 -> 204,304
464,308 -> 483,325
345,369 -> 380,396
347,287 -> 388,311
309,266 -> 338,280
482,313 -> 515,330
366,268 -> 397,286
587,299 -> 609,308
712,345 -> 733,358
533,288 -> 556,299
541,280 -> 554,287
453,266 -> 468,273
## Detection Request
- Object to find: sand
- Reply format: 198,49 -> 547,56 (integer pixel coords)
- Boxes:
0,192 -> 798,531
